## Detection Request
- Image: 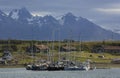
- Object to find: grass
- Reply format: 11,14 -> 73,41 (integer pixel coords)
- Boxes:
12,51 -> 120,63
0,40 -> 120,68
0,51 -> 120,68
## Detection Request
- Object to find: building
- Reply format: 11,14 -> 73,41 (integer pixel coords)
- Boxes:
111,58 -> 120,64
60,46 -> 77,52
26,44 -> 49,53
2,50 -> 13,60
104,46 -> 120,54
0,50 -> 13,64
92,45 -> 120,54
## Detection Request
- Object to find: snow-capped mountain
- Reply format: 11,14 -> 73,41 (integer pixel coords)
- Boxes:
0,10 -> 8,22
9,8 -> 33,23
0,8 -> 120,41
0,10 -> 6,17
9,9 -> 19,20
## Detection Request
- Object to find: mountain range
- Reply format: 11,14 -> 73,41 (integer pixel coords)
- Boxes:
0,7 -> 120,41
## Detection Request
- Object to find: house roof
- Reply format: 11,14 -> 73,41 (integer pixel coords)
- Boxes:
104,46 -> 120,50
111,58 -> 120,63
62,46 -> 76,50
35,45 -> 49,50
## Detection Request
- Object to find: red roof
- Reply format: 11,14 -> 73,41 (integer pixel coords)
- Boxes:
104,46 -> 120,50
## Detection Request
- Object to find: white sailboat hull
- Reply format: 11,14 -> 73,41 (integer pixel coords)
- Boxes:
64,66 -> 90,71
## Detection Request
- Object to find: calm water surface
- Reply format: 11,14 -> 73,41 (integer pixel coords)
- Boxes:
0,68 -> 119,78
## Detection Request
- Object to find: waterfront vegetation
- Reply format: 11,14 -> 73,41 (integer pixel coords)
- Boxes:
0,40 -> 120,68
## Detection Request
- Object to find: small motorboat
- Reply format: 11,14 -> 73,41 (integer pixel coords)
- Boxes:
64,60 -> 91,71
26,61 -> 49,71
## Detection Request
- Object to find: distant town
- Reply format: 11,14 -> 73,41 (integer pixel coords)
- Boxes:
0,39 -> 120,68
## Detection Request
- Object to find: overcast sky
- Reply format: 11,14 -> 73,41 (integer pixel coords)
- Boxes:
0,0 -> 120,32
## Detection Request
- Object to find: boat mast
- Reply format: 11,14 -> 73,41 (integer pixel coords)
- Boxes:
7,39 -> 10,51
58,29 -> 61,61
51,29 -> 55,63
47,39 -> 50,61
31,26 -> 34,63
79,33 -> 82,59
69,30 -> 72,61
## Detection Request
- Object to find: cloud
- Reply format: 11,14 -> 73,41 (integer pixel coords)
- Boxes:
32,11 -> 53,16
95,8 -> 120,14
108,3 -> 120,8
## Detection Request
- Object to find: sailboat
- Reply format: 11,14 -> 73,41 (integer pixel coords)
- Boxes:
0,39 -> 13,64
47,29 -> 65,71
64,59 -> 91,71
64,33 -> 91,71
26,41 -> 49,70
26,29 -> 92,71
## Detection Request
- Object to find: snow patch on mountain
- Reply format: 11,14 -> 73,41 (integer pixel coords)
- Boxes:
59,18 -> 64,25
27,17 -> 34,24
75,17 -> 79,21
37,20 -> 42,27
75,17 -> 83,21
27,18 -> 33,22
0,10 -> 6,16
43,19 -> 47,23
10,9 -> 19,20
1,13 -> 6,16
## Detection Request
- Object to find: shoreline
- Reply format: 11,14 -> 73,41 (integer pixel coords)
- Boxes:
91,63 -> 120,69
0,63 -> 120,69
0,64 -> 25,68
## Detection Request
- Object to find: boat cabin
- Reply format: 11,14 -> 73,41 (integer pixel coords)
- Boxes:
60,46 -> 77,52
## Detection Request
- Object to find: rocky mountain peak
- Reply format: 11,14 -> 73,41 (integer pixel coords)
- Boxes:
0,10 -> 7,17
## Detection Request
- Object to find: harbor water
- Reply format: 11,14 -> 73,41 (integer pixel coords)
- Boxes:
0,68 -> 120,78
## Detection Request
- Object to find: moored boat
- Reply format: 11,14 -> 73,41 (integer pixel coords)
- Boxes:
26,63 -> 48,71
64,60 -> 91,71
